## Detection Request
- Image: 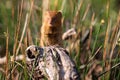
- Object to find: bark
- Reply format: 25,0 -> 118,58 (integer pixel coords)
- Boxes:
26,45 -> 80,80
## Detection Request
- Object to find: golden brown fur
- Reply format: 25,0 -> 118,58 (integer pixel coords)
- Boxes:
40,11 -> 62,47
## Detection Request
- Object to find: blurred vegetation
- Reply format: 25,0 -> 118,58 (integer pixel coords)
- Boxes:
0,0 -> 120,80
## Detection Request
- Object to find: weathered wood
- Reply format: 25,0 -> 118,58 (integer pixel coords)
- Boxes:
26,45 -> 80,80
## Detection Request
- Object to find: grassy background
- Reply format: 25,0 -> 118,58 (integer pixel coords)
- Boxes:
0,0 -> 120,80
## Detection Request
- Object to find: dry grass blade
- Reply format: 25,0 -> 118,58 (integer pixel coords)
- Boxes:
13,0 -> 24,65
42,0 -> 49,22
103,19 -> 111,60
82,3 -> 91,21
54,0 -> 58,10
15,14 -> 28,55
110,29 -> 119,60
89,46 -> 102,62
103,2 -> 111,77
16,0 -> 34,55
26,27 -> 33,46
72,0 -> 83,28
97,62 -> 120,78
60,0 -> 66,11
5,28 -> 9,80
87,13 -> 95,50
110,12 -> 120,60
103,0 -> 111,61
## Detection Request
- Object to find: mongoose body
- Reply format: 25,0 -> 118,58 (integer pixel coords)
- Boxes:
40,11 -> 62,47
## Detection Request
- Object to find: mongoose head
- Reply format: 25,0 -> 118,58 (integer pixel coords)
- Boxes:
43,11 -> 62,27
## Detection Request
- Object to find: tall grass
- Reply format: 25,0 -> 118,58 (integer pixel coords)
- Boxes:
0,0 -> 120,80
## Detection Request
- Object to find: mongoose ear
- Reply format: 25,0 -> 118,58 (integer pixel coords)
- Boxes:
57,12 -> 62,19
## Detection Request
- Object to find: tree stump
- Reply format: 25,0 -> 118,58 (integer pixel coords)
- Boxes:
26,45 -> 80,80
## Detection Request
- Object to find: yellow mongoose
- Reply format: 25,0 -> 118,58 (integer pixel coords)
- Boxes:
40,11 -> 62,47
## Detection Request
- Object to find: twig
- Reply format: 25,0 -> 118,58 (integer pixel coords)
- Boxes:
0,55 -> 24,64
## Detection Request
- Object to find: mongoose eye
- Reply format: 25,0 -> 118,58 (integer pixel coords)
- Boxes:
50,17 -> 56,24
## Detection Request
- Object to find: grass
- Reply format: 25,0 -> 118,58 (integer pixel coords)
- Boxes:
0,0 -> 120,80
